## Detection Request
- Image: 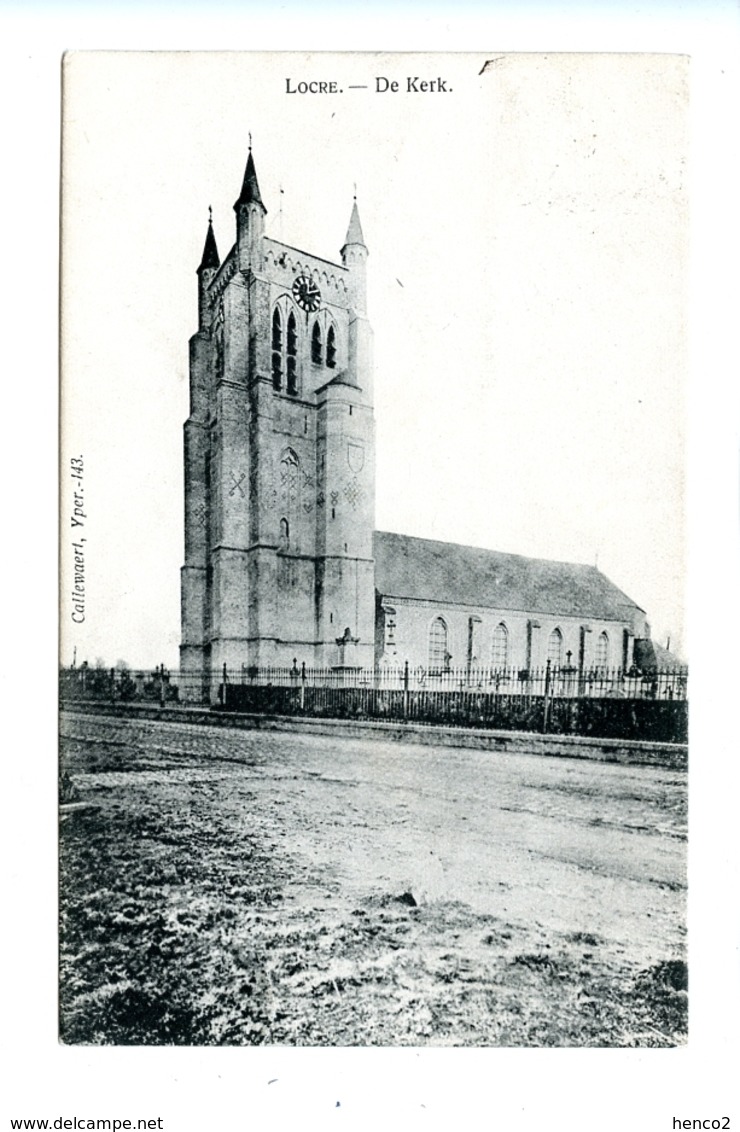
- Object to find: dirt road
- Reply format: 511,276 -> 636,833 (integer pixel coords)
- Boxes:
59,711 -> 687,1046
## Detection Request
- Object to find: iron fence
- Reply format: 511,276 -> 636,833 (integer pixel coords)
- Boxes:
215,661 -> 687,700
59,660 -> 688,743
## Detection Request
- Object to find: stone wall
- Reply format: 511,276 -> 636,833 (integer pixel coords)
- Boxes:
377,596 -> 637,673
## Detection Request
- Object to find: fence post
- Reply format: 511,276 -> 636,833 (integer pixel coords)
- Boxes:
221,662 -> 227,707
159,662 -> 165,709
110,667 -> 116,704
300,661 -> 306,711
542,659 -> 551,734
403,660 -> 410,720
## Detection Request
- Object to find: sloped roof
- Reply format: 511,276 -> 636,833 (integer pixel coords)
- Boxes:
234,150 -> 265,211
342,199 -> 365,248
633,638 -> 685,672
373,530 -> 643,622
197,220 -> 220,273
315,370 -> 362,395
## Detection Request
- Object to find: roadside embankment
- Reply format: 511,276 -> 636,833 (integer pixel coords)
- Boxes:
60,700 -> 687,770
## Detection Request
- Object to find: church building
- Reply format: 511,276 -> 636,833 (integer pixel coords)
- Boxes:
180,148 -> 649,684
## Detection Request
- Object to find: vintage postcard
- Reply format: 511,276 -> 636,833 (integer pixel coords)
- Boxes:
55,43 -> 711,1124
60,47 -> 687,1036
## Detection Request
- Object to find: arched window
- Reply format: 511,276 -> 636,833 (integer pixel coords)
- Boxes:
491,622 -> 508,669
278,517 -> 290,552
271,309 -> 283,390
271,307 -> 282,350
311,321 -> 323,365
429,617 -> 448,672
547,628 -> 563,667
326,324 -> 337,369
286,311 -> 298,395
595,631 -> 609,669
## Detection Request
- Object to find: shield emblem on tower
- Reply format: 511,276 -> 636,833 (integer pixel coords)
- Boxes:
347,441 -> 365,473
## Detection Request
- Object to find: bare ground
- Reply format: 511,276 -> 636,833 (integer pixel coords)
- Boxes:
59,711 -> 687,1046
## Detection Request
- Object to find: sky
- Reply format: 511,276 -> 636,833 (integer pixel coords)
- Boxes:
61,51 -> 688,669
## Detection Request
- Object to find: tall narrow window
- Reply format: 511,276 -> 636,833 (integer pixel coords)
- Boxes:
429,617 -> 448,672
311,321 -> 323,364
467,616 -> 481,666
271,309 -> 282,390
326,324 -> 337,369
547,628 -> 563,667
287,311 -> 298,395
595,631 -> 609,669
278,517 -> 290,552
492,622 -> 509,669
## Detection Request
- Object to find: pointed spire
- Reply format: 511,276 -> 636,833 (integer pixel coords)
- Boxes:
197,208 -> 220,274
234,147 -> 266,212
343,197 -> 365,247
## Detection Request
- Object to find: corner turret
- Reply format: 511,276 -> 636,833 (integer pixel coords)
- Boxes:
341,197 -> 368,313
342,198 -> 365,248
196,209 -> 220,330
234,145 -> 266,272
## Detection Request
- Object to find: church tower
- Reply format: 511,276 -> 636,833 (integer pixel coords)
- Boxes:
180,148 -> 376,689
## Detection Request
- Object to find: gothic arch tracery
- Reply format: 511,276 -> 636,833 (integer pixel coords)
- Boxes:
309,310 -> 341,371
271,295 -> 302,395
326,323 -> 337,369
271,307 -> 282,389
311,320 -> 323,365
279,447 -> 300,510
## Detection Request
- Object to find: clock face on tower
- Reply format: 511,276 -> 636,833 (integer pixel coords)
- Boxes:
292,274 -> 321,312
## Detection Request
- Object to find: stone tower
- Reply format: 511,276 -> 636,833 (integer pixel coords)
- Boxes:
180,148 -> 376,687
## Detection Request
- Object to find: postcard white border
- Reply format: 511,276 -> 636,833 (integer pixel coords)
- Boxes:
3,1 -> 740,1129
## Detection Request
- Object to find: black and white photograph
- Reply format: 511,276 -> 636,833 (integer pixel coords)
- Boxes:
0,0 -> 736,1123
58,50 -> 690,1049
